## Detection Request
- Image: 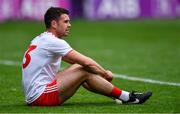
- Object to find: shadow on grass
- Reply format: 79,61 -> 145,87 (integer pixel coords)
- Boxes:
0,101 -> 115,109
62,101 -> 115,107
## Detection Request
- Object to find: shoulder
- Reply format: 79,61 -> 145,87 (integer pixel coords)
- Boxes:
31,32 -> 72,53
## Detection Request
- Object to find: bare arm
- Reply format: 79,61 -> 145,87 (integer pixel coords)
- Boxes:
63,50 -> 110,78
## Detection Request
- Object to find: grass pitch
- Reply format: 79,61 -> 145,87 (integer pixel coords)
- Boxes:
0,19 -> 180,113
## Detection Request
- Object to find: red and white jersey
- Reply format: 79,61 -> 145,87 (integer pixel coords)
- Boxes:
22,32 -> 72,104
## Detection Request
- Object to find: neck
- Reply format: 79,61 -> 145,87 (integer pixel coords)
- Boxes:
47,28 -> 63,39
47,29 -> 57,37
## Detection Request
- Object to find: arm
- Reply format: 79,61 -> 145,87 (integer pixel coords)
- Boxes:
63,50 -> 112,79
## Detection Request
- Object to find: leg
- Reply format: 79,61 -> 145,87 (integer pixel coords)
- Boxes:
83,74 -> 152,104
55,64 -> 115,104
55,64 -> 152,104
84,74 -> 114,96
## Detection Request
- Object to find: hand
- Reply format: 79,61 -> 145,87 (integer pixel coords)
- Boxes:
105,70 -> 113,82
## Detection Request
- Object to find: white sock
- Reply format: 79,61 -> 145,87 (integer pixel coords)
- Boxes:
119,90 -> 130,101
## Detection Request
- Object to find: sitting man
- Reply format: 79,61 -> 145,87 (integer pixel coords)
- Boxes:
22,7 -> 152,106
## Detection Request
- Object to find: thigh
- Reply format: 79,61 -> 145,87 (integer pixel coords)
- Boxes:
55,64 -> 89,102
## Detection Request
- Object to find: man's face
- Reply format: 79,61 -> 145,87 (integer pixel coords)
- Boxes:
55,14 -> 71,38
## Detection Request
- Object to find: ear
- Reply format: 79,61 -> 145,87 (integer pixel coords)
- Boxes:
51,20 -> 57,29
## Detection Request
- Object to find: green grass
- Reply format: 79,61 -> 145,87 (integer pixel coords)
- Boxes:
0,19 -> 180,113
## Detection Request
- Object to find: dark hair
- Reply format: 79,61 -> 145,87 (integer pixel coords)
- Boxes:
44,7 -> 69,29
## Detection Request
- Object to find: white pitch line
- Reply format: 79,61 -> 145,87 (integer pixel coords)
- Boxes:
0,60 -> 180,87
0,60 -> 21,66
114,74 -> 180,87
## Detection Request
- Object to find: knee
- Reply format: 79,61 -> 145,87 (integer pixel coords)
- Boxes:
71,64 -> 84,70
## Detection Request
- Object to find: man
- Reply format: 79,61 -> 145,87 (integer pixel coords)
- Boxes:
22,7 -> 152,106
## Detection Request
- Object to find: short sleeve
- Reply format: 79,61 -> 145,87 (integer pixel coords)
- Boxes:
45,38 -> 73,56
